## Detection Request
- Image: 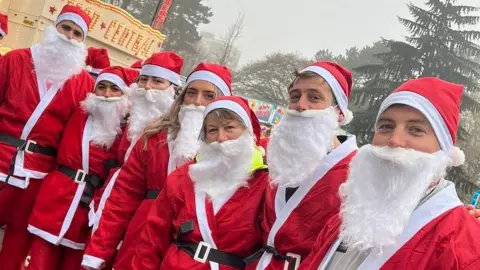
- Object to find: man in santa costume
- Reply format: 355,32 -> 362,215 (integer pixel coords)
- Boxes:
255,61 -> 358,270
0,12 -> 7,41
132,96 -> 268,269
300,77 -> 480,270
86,47 -> 111,79
0,4 -> 93,269
23,66 -> 137,269
82,62 -> 233,270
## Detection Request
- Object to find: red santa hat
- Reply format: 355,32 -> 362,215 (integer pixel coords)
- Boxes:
95,66 -> 139,93
55,4 -> 91,40
130,59 -> 143,71
86,47 -> 111,75
204,96 -> 261,142
377,77 -> 465,167
299,61 -> 353,125
0,13 -> 8,38
140,51 -> 183,86
187,62 -> 232,96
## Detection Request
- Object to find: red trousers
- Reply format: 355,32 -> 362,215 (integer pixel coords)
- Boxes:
25,236 -> 83,270
0,179 -> 42,270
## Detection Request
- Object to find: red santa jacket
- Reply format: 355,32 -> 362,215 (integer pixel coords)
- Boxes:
116,130 -> 131,164
83,130 -> 170,270
131,149 -> 269,270
27,108 -> 121,250
89,124 -> 141,233
299,185 -> 480,270
0,46 -> 93,189
256,136 -> 358,270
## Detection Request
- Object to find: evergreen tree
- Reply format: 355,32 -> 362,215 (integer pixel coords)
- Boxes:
347,0 -> 480,200
162,0 -> 213,56
348,0 -> 480,144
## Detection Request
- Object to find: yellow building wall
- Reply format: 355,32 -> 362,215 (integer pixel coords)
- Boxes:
0,0 -> 166,66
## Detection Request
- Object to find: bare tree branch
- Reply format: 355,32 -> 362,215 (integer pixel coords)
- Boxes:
234,52 -> 311,106
218,13 -> 244,66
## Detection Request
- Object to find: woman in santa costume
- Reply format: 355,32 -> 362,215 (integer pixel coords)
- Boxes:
86,47 -> 111,79
23,66 -> 138,270
0,5 -> 93,269
90,52 -> 184,232
131,96 -> 268,270
82,62 -> 233,270
300,77 -> 480,270
114,51 -> 184,168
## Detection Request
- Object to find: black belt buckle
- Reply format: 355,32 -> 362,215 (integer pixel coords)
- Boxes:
284,253 -> 301,270
193,241 -> 212,264
74,169 -> 86,184
24,140 -> 37,154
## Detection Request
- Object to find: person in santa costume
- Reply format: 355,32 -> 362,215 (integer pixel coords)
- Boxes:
300,77 -> 480,270
82,62 -> 233,270
22,66 -> 137,270
131,96 -> 268,270
0,4 -> 93,269
117,51 -> 184,163
89,52 -> 184,226
0,12 -> 7,41
255,61 -> 358,270
86,47 -> 111,79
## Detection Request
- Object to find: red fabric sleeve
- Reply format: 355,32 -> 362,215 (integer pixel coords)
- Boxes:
84,138 -> 147,262
131,176 -> 176,270
298,215 -> 341,270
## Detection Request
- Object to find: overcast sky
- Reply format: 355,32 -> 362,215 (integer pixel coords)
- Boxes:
200,0 -> 479,66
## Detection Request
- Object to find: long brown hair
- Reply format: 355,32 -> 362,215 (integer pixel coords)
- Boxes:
142,89 -> 187,149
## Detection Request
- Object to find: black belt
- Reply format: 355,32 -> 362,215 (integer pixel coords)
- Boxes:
247,245 -> 301,270
175,220 -> 252,269
145,189 -> 160,199
0,133 -> 57,156
103,159 -> 121,176
58,165 -> 104,208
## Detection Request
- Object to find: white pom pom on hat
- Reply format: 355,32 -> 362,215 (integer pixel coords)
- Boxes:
449,146 -> 465,167
339,109 -> 353,126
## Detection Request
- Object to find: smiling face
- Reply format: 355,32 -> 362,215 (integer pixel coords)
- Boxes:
56,20 -> 84,42
95,81 -> 123,98
373,104 -> 441,154
204,109 -> 247,144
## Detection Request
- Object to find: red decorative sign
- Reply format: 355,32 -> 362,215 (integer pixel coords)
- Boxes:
152,0 -> 172,31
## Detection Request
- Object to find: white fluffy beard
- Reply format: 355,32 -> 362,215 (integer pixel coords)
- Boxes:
170,104 -> 206,167
339,145 -> 451,252
267,108 -> 339,187
35,26 -> 86,85
127,83 -> 175,141
82,93 -> 130,149
189,131 -> 255,200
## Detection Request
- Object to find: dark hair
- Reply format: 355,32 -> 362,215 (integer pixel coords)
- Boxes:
288,70 -> 338,106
